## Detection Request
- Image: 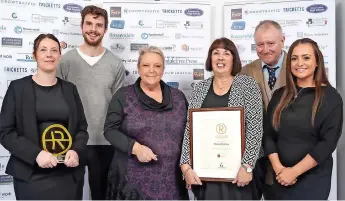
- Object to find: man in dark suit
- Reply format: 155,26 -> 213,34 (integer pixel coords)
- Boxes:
241,20 -> 287,200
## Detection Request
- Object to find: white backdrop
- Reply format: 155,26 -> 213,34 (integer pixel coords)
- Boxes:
224,0 -> 336,199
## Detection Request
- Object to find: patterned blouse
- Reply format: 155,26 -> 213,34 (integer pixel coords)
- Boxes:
180,74 -> 264,167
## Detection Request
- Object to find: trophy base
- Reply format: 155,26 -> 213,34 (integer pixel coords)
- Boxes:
56,155 -> 65,163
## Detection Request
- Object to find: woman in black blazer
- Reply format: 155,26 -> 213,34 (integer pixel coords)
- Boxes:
0,34 -> 88,200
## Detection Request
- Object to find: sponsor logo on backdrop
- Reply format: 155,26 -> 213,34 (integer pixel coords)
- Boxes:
4,66 -> 27,73
14,26 -> 41,34
231,33 -> 253,40
306,4 -> 328,13
0,0 -> 36,6
181,44 -> 203,52
122,58 -> 138,64
39,2 -> 60,9
231,21 -> 245,30
0,54 -> 12,59
0,175 -> 13,184
1,37 -> 22,47
130,20 -> 152,28
283,7 -> 305,12
124,8 -> 159,14
165,56 -> 204,65
158,45 -> 176,51
141,33 -> 168,40
17,53 -> 35,62
193,69 -> 204,80
236,44 -> 246,54
251,44 -> 256,53
184,8 -> 203,17
231,9 -> 242,20
31,68 -> 37,74
63,3 -> 83,13
297,32 -> 328,38
164,71 -> 192,75
110,20 -> 125,29
130,43 -> 148,51
166,82 -> 179,88
306,18 -> 327,27
244,9 -> 281,15
241,59 -> 254,65
110,7 -> 121,17
1,12 -> 26,21
0,25 -> 6,32
0,192 -> 12,199
32,14 -> 58,23
110,43 -> 125,53
277,19 -> 303,27
156,20 -> 180,28
62,17 -> 80,26
175,33 -> 204,39
53,30 -> 81,36
162,9 -> 183,14
109,33 -> 135,39
184,21 -> 203,29
59,41 -> 79,49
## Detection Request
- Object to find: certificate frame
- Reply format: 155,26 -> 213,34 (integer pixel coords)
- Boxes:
189,107 -> 245,182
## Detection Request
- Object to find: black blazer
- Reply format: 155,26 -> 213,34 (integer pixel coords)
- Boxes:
0,75 -> 88,182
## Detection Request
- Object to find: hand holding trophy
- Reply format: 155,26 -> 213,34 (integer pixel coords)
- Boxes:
41,124 -> 72,164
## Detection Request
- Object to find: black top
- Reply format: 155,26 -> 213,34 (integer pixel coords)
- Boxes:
265,86 -> 343,169
201,81 -> 230,108
34,80 -> 69,128
33,80 -> 70,172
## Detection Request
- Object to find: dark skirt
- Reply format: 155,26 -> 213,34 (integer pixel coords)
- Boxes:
191,181 -> 253,200
13,171 -> 78,200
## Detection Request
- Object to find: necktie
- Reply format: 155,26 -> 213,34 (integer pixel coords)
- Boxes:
264,65 -> 279,90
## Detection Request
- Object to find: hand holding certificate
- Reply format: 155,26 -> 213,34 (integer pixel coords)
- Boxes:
189,107 -> 244,182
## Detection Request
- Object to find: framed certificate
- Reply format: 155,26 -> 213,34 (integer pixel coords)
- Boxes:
189,107 -> 245,182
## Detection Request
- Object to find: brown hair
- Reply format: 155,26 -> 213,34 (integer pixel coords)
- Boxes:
205,37 -> 242,76
81,5 -> 108,29
33,34 -> 61,56
272,38 -> 330,129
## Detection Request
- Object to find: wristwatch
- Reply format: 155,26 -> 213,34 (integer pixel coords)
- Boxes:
241,163 -> 253,173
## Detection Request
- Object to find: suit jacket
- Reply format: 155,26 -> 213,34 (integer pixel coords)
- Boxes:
0,75 -> 88,182
241,51 -> 287,110
241,52 -> 287,185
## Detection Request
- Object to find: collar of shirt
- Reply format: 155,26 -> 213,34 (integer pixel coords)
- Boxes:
261,51 -> 285,81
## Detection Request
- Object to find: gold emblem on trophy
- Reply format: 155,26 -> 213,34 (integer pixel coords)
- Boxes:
42,124 -> 72,163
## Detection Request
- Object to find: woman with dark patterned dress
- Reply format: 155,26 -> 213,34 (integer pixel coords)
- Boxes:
179,37 -> 263,200
104,46 -> 188,200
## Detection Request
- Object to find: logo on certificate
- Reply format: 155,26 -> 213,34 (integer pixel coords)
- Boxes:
42,124 -> 72,163
216,123 -> 227,134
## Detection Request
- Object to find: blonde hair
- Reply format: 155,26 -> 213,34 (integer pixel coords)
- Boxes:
137,46 -> 165,69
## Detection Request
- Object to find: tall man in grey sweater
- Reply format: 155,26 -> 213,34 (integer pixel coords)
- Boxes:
57,5 -> 125,200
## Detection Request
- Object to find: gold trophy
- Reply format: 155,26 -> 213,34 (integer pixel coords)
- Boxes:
42,124 -> 72,163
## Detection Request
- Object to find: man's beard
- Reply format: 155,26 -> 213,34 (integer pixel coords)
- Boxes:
82,32 -> 104,46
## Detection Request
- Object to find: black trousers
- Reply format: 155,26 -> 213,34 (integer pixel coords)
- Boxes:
14,171 -> 78,200
81,145 -> 114,200
252,157 -> 275,200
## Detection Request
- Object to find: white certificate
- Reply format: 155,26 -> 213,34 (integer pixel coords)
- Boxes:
190,107 -> 244,182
